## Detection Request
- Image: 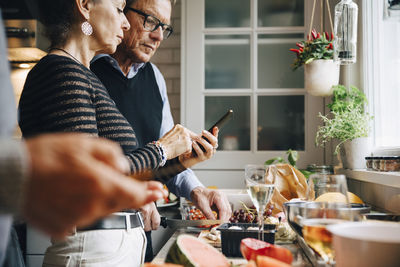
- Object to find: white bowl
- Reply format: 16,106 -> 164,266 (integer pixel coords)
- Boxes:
216,189 -> 253,211
327,221 -> 400,267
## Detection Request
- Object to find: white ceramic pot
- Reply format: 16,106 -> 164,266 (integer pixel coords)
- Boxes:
340,137 -> 371,169
327,221 -> 400,267
304,59 -> 340,96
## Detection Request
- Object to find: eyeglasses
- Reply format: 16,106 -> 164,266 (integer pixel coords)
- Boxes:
125,7 -> 173,39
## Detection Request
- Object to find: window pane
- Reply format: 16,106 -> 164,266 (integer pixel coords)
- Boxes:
205,0 -> 250,28
375,21 -> 400,147
205,96 -> 250,150
258,34 -> 304,88
205,35 -> 250,89
258,0 -> 304,27
257,96 -> 304,150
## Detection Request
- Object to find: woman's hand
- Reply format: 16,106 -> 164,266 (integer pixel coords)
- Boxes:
158,124 -> 194,159
179,127 -> 219,168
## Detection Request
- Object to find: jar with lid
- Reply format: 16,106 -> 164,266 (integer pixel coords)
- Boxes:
306,164 -> 334,174
365,156 -> 373,170
372,157 -> 382,171
380,156 -> 400,172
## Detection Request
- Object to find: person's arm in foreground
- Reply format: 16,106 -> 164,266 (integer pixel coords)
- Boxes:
1,133 -> 167,239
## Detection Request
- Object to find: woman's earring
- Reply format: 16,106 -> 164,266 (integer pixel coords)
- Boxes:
81,21 -> 93,36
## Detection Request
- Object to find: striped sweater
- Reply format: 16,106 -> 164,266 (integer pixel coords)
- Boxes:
19,54 -> 183,175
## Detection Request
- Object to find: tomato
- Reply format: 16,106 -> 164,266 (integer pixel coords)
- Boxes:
240,238 -> 293,264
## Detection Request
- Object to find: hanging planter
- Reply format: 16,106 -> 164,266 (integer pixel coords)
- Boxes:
304,59 -> 340,96
289,0 -> 338,96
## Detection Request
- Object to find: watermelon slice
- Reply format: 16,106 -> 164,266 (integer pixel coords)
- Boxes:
165,235 -> 229,267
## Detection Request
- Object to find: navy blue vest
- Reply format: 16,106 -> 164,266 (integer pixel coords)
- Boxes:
91,58 -> 163,147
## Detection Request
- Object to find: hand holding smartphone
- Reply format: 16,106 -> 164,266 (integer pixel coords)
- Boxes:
207,109 -> 233,133
194,109 -> 233,155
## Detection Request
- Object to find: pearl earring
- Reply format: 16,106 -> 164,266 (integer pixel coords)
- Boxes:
81,21 -> 93,36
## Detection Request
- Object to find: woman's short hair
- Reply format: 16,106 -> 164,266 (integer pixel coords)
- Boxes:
37,0 -> 99,48
36,0 -> 77,47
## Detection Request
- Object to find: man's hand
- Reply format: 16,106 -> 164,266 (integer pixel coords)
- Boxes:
190,186 -> 231,221
23,133 -> 167,239
139,202 -> 161,231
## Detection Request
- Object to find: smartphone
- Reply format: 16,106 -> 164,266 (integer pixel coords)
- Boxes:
194,109 -> 233,154
207,109 -> 234,132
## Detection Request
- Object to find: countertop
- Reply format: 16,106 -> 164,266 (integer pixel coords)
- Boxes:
152,228 -> 314,266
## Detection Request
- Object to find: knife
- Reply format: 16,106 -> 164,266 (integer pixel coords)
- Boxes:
160,216 -> 222,228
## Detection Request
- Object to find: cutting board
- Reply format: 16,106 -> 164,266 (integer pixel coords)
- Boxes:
198,230 -> 221,247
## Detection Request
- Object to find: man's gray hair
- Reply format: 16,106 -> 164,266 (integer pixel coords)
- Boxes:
126,0 -> 176,8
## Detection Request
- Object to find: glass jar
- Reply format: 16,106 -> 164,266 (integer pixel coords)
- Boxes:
372,157 -> 382,171
306,164 -> 334,174
380,156 -> 400,172
365,156 -> 373,170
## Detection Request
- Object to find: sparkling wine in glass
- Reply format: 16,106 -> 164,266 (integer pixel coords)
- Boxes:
245,164 -> 276,241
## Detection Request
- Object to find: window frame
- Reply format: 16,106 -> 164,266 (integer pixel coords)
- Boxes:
362,0 -> 400,156
181,0 -> 325,171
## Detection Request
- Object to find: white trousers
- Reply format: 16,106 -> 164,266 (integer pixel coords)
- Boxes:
42,228 -> 146,267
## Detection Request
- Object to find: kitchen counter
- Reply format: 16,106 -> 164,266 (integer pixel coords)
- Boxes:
152,228 -> 313,266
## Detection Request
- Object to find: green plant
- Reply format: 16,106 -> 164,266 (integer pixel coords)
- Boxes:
265,149 -> 313,178
265,149 -> 299,167
289,29 -> 334,70
316,85 -> 373,154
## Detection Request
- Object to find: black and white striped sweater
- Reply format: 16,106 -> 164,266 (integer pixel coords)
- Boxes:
19,54 -> 183,176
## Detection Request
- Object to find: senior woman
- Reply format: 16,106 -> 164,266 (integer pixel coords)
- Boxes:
18,0 -> 218,266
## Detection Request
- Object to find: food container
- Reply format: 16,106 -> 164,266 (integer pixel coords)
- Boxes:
306,164 -> 334,174
365,156 -> 373,170
217,223 -> 276,257
380,156 -> 400,171
327,221 -> 400,267
283,202 -> 371,238
179,198 -> 196,220
372,157 -> 383,171
283,201 -> 306,237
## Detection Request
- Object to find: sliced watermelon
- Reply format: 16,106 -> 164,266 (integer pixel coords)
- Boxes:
165,235 -> 229,267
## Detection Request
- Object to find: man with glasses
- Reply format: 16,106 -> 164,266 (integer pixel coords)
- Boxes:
91,0 -> 232,261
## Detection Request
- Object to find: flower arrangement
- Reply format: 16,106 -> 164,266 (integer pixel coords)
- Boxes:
290,29 -> 334,70
315,85 -> 373,155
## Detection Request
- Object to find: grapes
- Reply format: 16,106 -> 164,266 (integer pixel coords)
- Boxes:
229,203 -> 274,224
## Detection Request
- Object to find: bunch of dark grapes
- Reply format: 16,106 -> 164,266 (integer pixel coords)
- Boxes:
229,204 -> 274,223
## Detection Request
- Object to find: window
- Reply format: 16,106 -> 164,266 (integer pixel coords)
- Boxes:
363,0 -> 400,154
182,0 -> 324,173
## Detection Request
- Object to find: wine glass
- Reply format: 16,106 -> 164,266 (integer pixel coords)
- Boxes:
245,164 -> 276,241
302,202 -> 358,266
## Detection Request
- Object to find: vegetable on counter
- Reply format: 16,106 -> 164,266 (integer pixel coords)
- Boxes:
240,238 -> 293,264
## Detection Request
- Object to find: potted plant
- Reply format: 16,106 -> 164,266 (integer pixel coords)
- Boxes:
290,29 -> 339,96
315,85 -> 373,169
